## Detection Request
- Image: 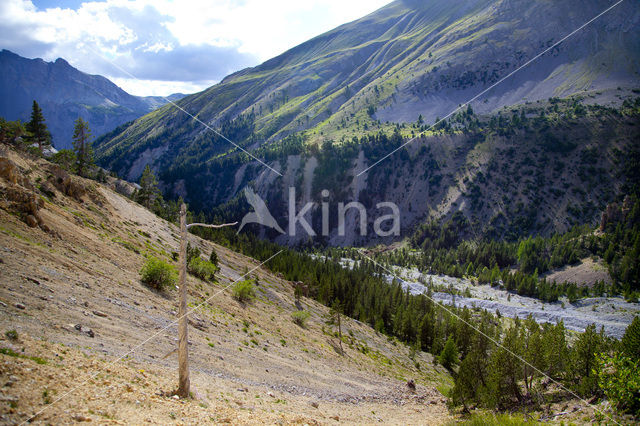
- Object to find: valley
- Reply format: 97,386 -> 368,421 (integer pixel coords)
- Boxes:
326,256 -> 639,339
1,0 -> 639,423
392,266 -> 638,339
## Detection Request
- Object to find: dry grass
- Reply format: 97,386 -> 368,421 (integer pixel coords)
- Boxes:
0,147 -> 452,424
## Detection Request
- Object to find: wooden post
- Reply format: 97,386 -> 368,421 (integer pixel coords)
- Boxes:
177,203 -> 190,398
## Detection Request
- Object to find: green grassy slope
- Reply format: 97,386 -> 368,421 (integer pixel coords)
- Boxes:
96,0 -> 639,182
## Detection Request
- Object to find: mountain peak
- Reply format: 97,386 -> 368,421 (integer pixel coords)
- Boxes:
0,50 -> 185,149
54,57 -> 70,67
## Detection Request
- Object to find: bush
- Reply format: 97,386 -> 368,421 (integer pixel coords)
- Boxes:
291,310 -> 311,327
597,352 -> 640,416
188,257 -> 217,282
447,412 -> 537,425
140,257 -> 177,291
51,149 -> 77,172
209,250 -> 219,266
186,243 -> 201,262
232,279 -> 255,303
4,330 -> 18,341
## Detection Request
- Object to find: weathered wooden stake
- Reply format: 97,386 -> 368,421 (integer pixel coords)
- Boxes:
175,203 -> 236,398
177,203 -> 190,398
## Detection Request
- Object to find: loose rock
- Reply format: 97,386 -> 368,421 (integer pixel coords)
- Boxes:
25,215 -> 38,228
72,414 -> 91,422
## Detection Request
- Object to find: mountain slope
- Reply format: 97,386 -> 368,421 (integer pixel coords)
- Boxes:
0,49 -> 184,149
0,145 -> 452,423
97,0 -> 639,168
94,0 -> 640,245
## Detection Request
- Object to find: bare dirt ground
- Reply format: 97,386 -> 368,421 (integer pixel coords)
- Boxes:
544,257 -> 612,287
0,148 -> 452,424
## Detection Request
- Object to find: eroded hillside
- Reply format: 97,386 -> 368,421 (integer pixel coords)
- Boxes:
0,146 -> 453,424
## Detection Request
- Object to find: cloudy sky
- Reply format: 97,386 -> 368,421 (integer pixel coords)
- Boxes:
1,0 -> 391,96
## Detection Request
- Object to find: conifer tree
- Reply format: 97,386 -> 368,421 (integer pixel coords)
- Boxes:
621,316 -> 640,361
329,301 -> 343,354
486,325 -> 523,408
209,250 -> 219,267
418,313 -> 434,351
571,324 -> 606,395
26,100 -> 50,153
439,336 -> 458,370
138,165 -> 161,209
72,117 -> 94,177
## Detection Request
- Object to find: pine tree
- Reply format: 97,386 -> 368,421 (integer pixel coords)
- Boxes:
138,165 -> 161,209
571,324 -> 606,395
72,117 -> 94,177
456,307 -> 473,358
439,336 -> 458,370
418,313 -> 434,351
621,316 -> 640,361
486,325 -> 523,408
329,301 -> 343,354
26,100 -> 50,153
543,321 -> 568,379
521,315 -> 544,391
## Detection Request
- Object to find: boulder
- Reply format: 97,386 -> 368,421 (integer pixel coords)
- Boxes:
25,214 -> 38,227
47,164 -> 86,201
0,157 -> 19,184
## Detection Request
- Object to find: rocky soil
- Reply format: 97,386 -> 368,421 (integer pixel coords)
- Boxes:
0,147 -> 453,424
391,266 -> 639,340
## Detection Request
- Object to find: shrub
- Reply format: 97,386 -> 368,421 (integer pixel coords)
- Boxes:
186,243 -> 201,262
291,310 -> 311,327
597,352 -> 640,416
140,257 -> 177,290
4,330 -> 18,341
209,250 -> 219,266
188,257 -> 217,282
232,279 -> 255,303
51,149 -> 77,172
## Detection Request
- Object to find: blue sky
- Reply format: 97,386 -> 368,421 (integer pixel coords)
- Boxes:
2,0 -> 391,96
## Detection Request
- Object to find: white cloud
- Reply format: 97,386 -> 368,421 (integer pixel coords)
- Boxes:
157,0 -> 391,60
110,77 -> 217,96
1,0 -> 392,95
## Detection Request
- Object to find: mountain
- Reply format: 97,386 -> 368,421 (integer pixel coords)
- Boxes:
0,49 -> 185,149
95,0 -> 640,245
